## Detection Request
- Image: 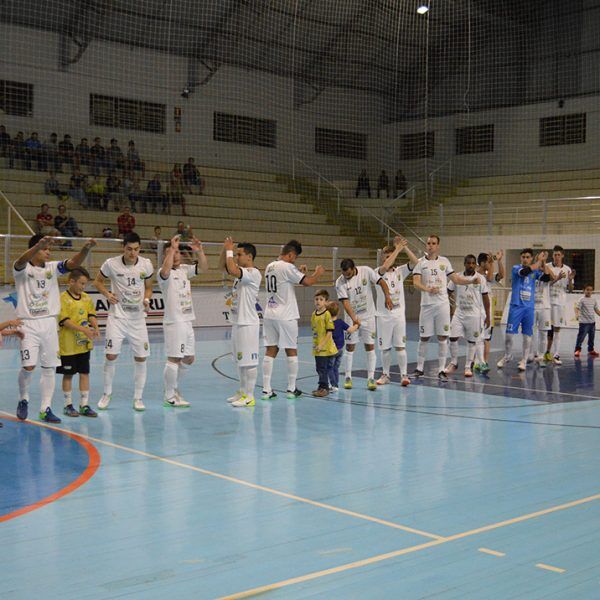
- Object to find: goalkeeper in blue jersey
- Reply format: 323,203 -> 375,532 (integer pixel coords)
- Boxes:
497,248 -> 553,372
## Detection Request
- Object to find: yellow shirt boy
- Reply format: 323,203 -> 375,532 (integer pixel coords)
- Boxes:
311,308 -> 337,357
59,290 -> 96,356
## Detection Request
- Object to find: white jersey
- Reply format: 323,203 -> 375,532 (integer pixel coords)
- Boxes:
335,265 -> 380,320
413,255 -> 454,306
448,272 -> 489,317
548,263 -> 572,306
13,260 -> 68,319
264,260 -> 305,321
534,277 -> 551,309
158,264 -> 197,324
100,255 -> 154,321
375,264 -> 411,318
230,267 -> 261,325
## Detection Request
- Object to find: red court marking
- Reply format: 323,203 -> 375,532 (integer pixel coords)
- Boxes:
0,416 -> 101,523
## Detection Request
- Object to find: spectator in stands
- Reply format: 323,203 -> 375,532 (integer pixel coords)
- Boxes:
355,170 -> 371,198
44,171 -> 62,198
146,173 -> 167,214
0,125 -> 11,166
121,170 -> 133,210
117,206 -> 135,238
150,225 -> 163,251
106,170 -> 122,211
54,204 -> 81,244
25,132 -> 44,170
169,163 -> 186,215
183,157 -> 204,194
377,170 -> 390,198
127,140 -> 145,177
174,220 -> 193,257
44,132 -> 61,172
87,175 -> 107,210
394,169 -> 407,197
129,173 -> 143,213
75,137 -> 90,169
90,137 -> 105,176
59,134 -> 75,169
69,168 -> 87,207
106,138 -> 125,174
35,203 -> 58,235
11,131 -> 26,168
102,226 -> 114,238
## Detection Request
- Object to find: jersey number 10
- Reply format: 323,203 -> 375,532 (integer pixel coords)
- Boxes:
266,275 -> 277,293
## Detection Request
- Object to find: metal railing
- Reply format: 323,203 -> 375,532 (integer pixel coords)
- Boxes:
429,159 -> 453,205
292,158 -> 343,214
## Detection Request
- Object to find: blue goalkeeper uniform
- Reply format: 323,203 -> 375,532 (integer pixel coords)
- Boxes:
506,265 -> 542,336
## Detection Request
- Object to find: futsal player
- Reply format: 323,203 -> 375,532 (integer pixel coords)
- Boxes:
532,255 -> 554,366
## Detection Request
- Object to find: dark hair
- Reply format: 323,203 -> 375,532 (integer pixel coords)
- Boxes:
521,248 -> 534,256
281,239 -> 302,256
477,252 -> 489,265
68,267 -> 90,281
237,242 -> 257,260
327,301 -> 340,317
382,245 -> 395,254
340,258 -> 355,271
28,234 -> 43,248
553,245 -> 564,253
464,254 -> 477,263
315,289 -> 329,299
122,232 -> 141,246
428,234 -> 440,243
584,283 -> 594,289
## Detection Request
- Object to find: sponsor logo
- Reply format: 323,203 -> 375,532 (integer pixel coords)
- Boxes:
402,336 -> 407,343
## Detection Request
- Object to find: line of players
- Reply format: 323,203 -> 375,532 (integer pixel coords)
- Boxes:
3,231 -> 579,424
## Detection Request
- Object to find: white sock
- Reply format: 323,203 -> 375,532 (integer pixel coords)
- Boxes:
449,340 -> 459,365
467,343 -> 476,366
417,340 -> 427,371
163,362 -> 178,399
177,362 -> 190,389
345,350 -> 354,378
551,330 -> 561,356
40,367 -> 55,412
475,340 -> 485,364
244,366 -> 258,397
381,349 -> 392,376
396,348 -> 407,376
522,336 -> 533,361
80,391 -> 89,407
286,355 -> 299,391
505,334 -> 513,358
438,339 -> 448,372
262,355 -> 274,393
134,361 -> 147,399
538,330 -> 546,357
366,349 -> 376,380
239,365 -> 247,393
64,391 -> 72,407
18,368 -> 33,400
103,360 -> 116,395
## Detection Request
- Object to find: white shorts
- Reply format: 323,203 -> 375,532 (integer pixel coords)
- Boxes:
377,316 -> 406,350
345,316 -> 377,346
551,305 -> 566,328
450,313 -> 483,343
419,304 -> 451,337
534,307 -> 551,332
232,324 -> 260,367
105,316 -> 150,357
164,321 -> 195,358
263,318 -> 298,350
19,317 -> 60,368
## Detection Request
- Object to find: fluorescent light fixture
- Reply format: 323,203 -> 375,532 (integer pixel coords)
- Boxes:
417,4 -> 429,14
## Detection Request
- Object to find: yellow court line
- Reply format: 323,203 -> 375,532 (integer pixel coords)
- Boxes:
536,563 -> 566,574
478,548 -> 506,557
0,411 -> 443,541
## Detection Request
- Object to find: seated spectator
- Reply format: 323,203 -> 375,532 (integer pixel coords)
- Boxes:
86,175 -> 107,210
54,204 -> 81,245
69,168 -> 87,207
106,138 -> 125,173
174,220 -> 193,257
59,134 -> 75,168
0,125 -> 11,165
150,225 -> 163,252
35,203 -> 58,235
44,171 -> 62,198
89,137 -> 105,175
106,170 -> 122,211
25,131 -> 44,171
146,173 -> 167,214
75,137 -> 90,169
129,174 -> 143,212
117,206 -> 135,238
183,157 -> 204,194
126,140 -> 145,177
169,163 -> 186,215
44,132 -> 61,172
10,131 -> 26,168
394,169 -> 407,197
102,226 -> 114,238
377,169 -> 390,198
355,169 -> 371,198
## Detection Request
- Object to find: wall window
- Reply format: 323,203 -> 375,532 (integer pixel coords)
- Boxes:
539,113 -> 586,146
90,95 -> 166,133
0,80 -> 33,117
455,124 -> 494,154
400,131 -> 434,160
214,113 -> 277,148
315,128 -> 367,160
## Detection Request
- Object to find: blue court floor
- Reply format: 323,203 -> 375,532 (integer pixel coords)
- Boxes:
1,324 -> 599,599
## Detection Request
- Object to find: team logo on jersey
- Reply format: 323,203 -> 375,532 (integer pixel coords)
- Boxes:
46,270 -> 52,279
237,352 -> 243,361
140,272 -> 146,279
370,331 -> 376,339
79,309 -> 84,315
362,278 -> 367,286
440,264 -> 446,271
545,321 -> 550,327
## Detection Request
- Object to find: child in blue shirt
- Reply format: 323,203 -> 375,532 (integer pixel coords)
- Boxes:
327,301 -> 358,391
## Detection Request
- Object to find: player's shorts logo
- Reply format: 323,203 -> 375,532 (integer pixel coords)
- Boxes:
371,331 -> 376,339
237,352 -> 243,361
444,324 -> 449,331
545,321 -> 549,327
144,342 -> 149,350
140,272 -> 146,279
474,331 -> 479,337
402,336 -> 407,343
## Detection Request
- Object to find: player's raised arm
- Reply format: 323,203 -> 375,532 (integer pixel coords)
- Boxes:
448,271 -> 478,286
378,238 -> 405,275
65,238 -> 97,271
301,264 -> 325,286
160,235 -> 179,280
494,249 -> 505,283
14,235 -> 53,271
190,237 -> 208,272
223,237 -> 242,279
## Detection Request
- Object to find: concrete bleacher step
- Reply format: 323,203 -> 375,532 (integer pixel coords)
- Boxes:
457,179 -> 600,196
447,189 -> 600,203
464,168 -> 600,186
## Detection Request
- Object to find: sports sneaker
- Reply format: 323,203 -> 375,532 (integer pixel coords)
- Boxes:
543,351 -> 552,362
286,388 -> 302,399
376,374 -> 390,385
232,395 -> 255,407
401,375 -> 410,386
518,359 -> 527,371
343,377 -> 353,389
479,362 -> 490,374
227,391 -> 243,403
164,395 -> 190,408
497,355 -> 510,369
329,386 -> 339,392
312,388 -> 328,397
438,371 -> 448,382
367,378 -> 377,391
16,399 -> 28,420
413,368 -> 424,378
261,390 -> 277,401
473,363 -> 481,373
552,355 -> 562,365
535,355 -> 546,368
464,367 -> 473,377
445,362 -> 458,374
133,398 -> 146,411
589,350 -> 600,357
79,405 -> 97,418
39,407 -> 61,423
98,394 -> 112,410
63,404 -> 80,418
574,350 -> 581,358
174,390 -> 188,405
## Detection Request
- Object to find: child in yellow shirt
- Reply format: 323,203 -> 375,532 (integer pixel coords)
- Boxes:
311,289 -> 338,397
57,267 -> 100,417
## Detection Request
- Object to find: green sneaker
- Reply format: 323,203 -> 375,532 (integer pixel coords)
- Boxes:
367,378 -> 377,391
543,351 -> 552,362
63,404 -> 80,418
261,390 -> 277,401
343,377 -> 353,389
79,405 -> 98,418
286,388 -> 302,399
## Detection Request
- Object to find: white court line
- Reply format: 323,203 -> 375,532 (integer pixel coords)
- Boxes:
478,547 -> 506,557
536,563 -> 566,573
